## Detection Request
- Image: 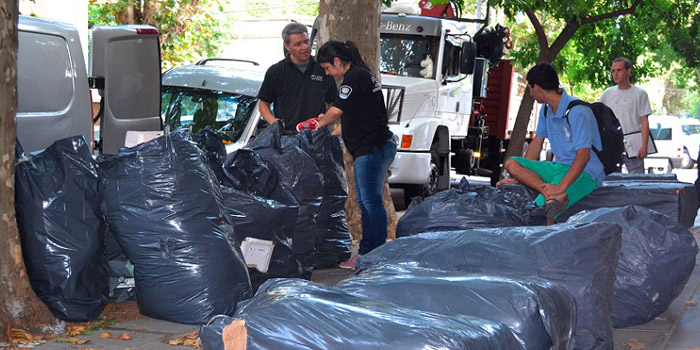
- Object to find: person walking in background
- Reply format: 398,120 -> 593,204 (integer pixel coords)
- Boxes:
314,40 -> 397,270
499,63 -> 605,225
258,22 -> 337,132
599,57 -> 653,174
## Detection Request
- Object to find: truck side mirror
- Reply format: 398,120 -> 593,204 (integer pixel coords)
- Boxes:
89,25 -> 162,155
460,41 -> 476,75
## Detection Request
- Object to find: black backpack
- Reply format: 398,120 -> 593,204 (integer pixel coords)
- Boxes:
545,100 -> 624,175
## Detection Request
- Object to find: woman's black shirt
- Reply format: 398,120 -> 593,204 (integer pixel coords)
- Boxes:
333,65 -> 392,158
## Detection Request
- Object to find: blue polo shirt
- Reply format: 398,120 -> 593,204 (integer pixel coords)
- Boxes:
535,89 -> 605,184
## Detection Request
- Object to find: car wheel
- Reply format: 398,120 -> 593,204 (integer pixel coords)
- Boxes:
681,149 -> 695,169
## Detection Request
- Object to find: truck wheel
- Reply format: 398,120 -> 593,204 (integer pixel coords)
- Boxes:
680,149 -> 695,169
403,158 -> 439,206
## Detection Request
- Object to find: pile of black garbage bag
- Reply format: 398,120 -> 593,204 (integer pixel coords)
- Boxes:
15,136 -> 109,322
99,130 -> 252,324
397,178 -> 546,237
200,279 -> 524,350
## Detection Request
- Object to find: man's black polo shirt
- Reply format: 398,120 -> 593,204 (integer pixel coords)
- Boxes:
258,55 -> 337,131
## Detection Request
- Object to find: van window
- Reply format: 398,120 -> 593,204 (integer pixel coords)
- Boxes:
17,31 -> 73,113
682,124 -> 700,135
161,86 -> 257,143
651,126 -> 672,140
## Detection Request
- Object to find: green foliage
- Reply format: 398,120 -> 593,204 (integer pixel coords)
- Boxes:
294,0 -> 319,17
243,1 -> 272,18
88,0 -> 234,70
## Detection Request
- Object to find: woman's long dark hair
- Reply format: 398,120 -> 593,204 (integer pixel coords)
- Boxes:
317,40 -> 370,71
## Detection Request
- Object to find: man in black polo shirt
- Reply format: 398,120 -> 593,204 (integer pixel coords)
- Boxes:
258,22 -> 338,132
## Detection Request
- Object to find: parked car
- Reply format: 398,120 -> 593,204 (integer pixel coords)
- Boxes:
160,58 -> 265,153
648,115 -> 700,169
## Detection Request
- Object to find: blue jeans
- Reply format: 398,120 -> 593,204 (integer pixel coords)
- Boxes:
354,139 -> 397,255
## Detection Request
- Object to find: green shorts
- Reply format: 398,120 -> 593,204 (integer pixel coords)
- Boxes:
511,157 -> 599,210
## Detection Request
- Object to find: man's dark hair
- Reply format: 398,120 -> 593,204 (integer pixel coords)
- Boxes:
282,22 -> 308,44
612,57 -> 632,70
526,62 -> 560,90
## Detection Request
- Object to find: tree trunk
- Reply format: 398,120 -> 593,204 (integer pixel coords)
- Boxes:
317,0 -> 398,242
0,0 -> 56,340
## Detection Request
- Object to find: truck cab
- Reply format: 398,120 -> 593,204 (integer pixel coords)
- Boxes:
17,15 -> 161,155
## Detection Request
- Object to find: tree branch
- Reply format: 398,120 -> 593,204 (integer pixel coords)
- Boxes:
580,0 -> 643,26
525,7 -> 549,52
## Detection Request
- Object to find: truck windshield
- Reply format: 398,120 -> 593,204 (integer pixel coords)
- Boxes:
682,124 -> 700,135
380,34 -> 438,78
161,86 -> 257,143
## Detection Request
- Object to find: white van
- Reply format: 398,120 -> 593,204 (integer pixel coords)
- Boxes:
17,16 -> 161,155
648,115 -> 699,169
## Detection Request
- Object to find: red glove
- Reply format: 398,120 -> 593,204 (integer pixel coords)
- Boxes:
296,117 -> 319,131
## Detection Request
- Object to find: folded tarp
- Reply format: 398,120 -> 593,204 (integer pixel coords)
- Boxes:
15,136 -> 108,322
567,206 -> 698,327
557,181 -> 698,228
397,178 -> 546,237
338,264 -> 576,350
199,278 -> 523,350
99,130 -> 252,324
295,129 -> 351,268
246,122 -> 323,279
603,172 -> 678,182
357,222 -> 622,350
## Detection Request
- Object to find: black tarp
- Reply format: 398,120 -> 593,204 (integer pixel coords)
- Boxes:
357,222 -> 622,350
246,122 -> 323,279
603,173 -> 678,182
199,278 -> 524,350
99,130 -> 252,324
338,264 -> 576,350
15,136 -> 108,322
396,178 -> 546,237
557,181 -> 699,227
295,129 -> 351,268
567,206 -> 698,328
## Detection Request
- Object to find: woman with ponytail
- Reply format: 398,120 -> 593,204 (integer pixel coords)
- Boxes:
315,40 -> 397,270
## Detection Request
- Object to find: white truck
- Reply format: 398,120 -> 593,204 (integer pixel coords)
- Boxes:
16,15 -> 161,155
313,9 -> 520,201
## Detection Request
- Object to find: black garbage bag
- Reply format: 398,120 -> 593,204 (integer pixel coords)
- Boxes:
192,128 -> 228,184
358,222 -> 622,350
15,136 -> 108,322
199,279 -> 524,350
567,206 -> 698,328
222,186 -> 302,290
338,264 -> 576,350
396,178 -> 546,237
105,230 -> 136,303
295,129 -> 351,268
99,130 -> 252,324
246,122 -> 323,279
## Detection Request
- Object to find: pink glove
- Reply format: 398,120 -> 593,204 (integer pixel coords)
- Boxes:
296,117 -> 319,131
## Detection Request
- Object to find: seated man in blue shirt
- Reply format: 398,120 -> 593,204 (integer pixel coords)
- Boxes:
500,63 -> 605,225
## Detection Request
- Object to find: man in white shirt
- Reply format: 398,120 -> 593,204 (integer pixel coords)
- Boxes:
599,57 -> 653,174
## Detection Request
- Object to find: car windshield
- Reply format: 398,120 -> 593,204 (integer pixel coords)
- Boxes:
682,124 -> 700,135
380,34 -> 438,78
161,86 -> 257,143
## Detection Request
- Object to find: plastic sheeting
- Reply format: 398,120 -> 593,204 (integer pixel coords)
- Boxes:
295,129 -> 351,268
99,130 -> 252,324
246,122 -> 323,279
199,278 -> 524,350
558,181 -> 699,228
357,222 -> 622,350
397,178 -> 546,237
193,128 -> 229,184
15,136 -> 108,322
603,173 -> 678,182
567,206 -> 698,328
338,264 -> 576,350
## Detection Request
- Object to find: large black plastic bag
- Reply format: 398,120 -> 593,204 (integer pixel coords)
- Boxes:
338,264 -> 576,350
199,278 -> 524,350
567,206 -> 698,328
193,128 -> 228,184
295,129 -> 351,268
15,136 -> 108,322
246,122 -> 323,279
396,178 -> 546,237
358,222 -> 622,350
99,130 -> 252,324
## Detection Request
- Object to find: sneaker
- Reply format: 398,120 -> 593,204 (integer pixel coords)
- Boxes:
339,254 -> 362,270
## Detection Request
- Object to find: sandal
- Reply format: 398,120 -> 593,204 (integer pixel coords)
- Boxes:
545,198 -> 570,220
